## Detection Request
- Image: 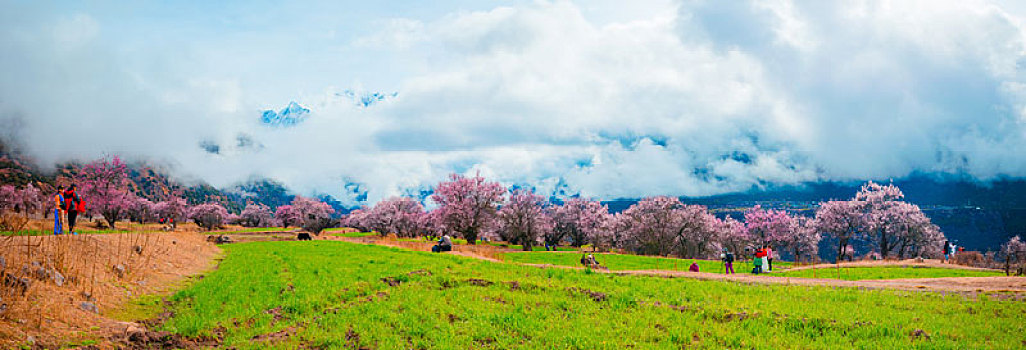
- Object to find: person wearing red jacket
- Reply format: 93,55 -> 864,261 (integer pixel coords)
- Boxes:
754,247 -> 767,274
64,184 -> 83,235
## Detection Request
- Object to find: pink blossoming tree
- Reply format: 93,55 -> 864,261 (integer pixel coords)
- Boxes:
78,156 -> 134,229
551,197 -> 609,248
189,203 -> 229,230
496,189 -> 552,251
744,205 -> 796,249
813,200 -> 865,262
618,196 -> 719,258
366,197 -> 425,237
240,203 -> 275,228
153,196 -> 189,226
430,173 -> 506,244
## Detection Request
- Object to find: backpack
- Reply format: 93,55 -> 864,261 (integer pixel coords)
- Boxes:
63,190 -> 74,211
725,253 -> 734,263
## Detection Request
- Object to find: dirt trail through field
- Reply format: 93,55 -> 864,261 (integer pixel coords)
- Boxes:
782,259 -> 999,272
334,236 -> 1026,296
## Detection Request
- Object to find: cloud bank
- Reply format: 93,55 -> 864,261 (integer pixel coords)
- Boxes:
2,0 -> 1026,205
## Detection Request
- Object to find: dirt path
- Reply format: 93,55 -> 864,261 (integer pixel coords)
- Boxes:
781,259 -> 1002,272
333,237 -> 1026,296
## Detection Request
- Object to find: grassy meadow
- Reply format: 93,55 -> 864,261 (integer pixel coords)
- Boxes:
143,240 -> 1025,349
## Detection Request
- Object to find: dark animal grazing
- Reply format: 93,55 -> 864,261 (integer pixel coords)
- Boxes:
297,233 -> 313,241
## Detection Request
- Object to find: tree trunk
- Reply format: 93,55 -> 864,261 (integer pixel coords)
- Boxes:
836,240 -> 846,264
880,232 -> 889,259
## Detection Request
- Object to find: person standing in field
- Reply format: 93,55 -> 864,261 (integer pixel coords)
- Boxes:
753,247 -> 766,274
721,248 -> 735,274
943,241 -> 951,263
64,184 -> 82,235
766,245 -> 774,272
53,185 -> 65,235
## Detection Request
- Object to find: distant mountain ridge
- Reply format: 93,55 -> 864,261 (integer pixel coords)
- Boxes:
261,101 -> 310,127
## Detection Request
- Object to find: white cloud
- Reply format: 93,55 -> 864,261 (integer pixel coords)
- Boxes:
52,13 -> 99,51
2,1 -> 1026,205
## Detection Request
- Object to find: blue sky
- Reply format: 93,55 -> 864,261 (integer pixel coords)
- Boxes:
3,0 -> 1026,205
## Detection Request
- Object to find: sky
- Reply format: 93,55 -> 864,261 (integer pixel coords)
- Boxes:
2,0 -> 1026,205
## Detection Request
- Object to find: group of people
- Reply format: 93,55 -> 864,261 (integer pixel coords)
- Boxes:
720,245 -> 774,275
942,240 -> 964,263
52,184 -> 84,235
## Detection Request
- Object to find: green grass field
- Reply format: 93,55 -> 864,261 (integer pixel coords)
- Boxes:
149,241 -> 1026,349
772,266 -> 1005,280
397,237 -> 578,251
501,251 -> 790,273
328,230 -> 379,238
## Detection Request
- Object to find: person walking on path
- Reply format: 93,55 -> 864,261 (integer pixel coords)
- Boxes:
63,184 -> 82,235
721,248 -> 735,274
943,241 -> 952,263
53,185 -> 65,235
766,245 -> 774,272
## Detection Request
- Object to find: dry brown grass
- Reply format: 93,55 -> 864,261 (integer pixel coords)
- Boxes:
0,218 -> 220,348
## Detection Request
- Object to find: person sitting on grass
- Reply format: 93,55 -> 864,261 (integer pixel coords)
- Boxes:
432,234 -> 453,253
688,262 -> 700,272
580,254 -> 597,267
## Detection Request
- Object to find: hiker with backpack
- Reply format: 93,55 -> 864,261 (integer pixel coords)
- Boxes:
63,184 -> 83,235
53,185 -> 65,235
721,248 -> 735,274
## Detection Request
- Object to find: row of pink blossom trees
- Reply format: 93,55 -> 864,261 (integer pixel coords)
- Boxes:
341,174 -> 954,262
0,156 -> 337,232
